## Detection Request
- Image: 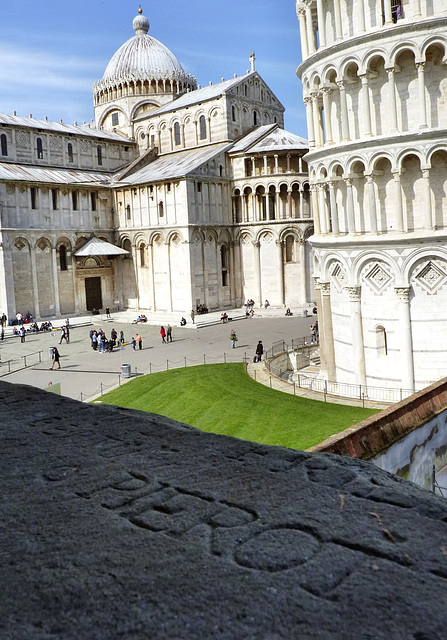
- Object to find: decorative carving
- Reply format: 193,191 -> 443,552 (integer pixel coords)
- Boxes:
345,285 -> 361,302
50,136 -> 62,150
6,184 -> 14,195
16,131 -> 30,147
394,286 -> 411,303
412,261 -> 447,295
320,281 -> 331,296
14,239 -> 26,251
330,262 -> 347,292
364,262 -> 392,294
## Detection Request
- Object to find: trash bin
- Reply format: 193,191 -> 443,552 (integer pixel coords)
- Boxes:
49,347 -> 55,359
121,363 -> 131,379
303,309 -> 308,317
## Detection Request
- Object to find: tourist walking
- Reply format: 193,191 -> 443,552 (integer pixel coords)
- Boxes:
19,326 -> 26,343
254,340 -> 263,363
50,346 -> 61,370
0,312 -> 6,328
190,309 -> 195,324
160,326 -> 166,343
166,324 -> 173,342
136,333 -> 143,350
131,337 -> 136,351
230,329 -> 237,348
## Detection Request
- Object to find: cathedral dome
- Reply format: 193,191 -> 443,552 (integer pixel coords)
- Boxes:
102,8 -> 188,82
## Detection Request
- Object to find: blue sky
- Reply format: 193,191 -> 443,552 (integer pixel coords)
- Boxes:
0,1 -> 306,136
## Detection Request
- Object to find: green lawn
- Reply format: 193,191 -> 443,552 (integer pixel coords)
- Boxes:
98,363 -> 379,450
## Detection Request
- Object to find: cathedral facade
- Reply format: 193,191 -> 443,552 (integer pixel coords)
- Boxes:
0,9 -> 314,321
296,0 -> 447,392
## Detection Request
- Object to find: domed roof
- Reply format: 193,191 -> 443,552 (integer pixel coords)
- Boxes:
102,8 -> 187,82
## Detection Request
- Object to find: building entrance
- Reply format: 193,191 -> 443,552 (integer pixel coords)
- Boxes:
85,277 -> 102,311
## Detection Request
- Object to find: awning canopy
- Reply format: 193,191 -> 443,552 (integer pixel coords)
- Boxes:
75,238 -> 129,257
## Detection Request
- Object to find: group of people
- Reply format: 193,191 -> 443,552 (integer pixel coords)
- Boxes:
159,325 -> 173,343
133,314 -> 147,324
310,322 -> 319,343
89,327 -> 124,353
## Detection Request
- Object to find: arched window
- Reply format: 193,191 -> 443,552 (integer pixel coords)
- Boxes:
376,326 -> 388,356
139,243 -> 146,267
199,115 -> 206,140
174,122 -> 181,146
221,245 -> 229,286
36,137 -> 43,159
232,106 -> 236,122
1,133 -> 7,156
67,143 -> 73,163
285,236 -> 295,263
111,112 -> 119,126
59,245 -> 68,271
158,201 -> 164,217
126,204 -> 131,220
253,111 -> 258,126
97,145 -> 103,165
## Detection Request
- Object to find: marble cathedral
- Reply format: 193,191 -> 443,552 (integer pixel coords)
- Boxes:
0,8 -> 313,320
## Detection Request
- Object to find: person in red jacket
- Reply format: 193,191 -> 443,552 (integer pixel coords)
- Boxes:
160,326 -> 166,343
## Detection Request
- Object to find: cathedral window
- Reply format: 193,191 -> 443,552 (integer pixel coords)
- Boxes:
59,245 -> 68,271
30,187 -> 37,210
91,192 -> 97,212
174,122 -> 181,146
36,137 -> 43,159
1,133 -> 7,156
376,326 -> 388,356
285,236 -> 295,262
72,190 -> 78,211
221,245 -> 229,287
112,112 -> 119,126
167,182 -> 171,193
232,106 -> 236,122
244,85 -> 248,97
158,201 -> 164,217
52,189 -> 58,210
139,243 -> 146,267
67,143 -> 73,163
97,145 -> 103,166
273,116 -> 277,123
253,111 -> 258,126
199,115 -> 207,140
197,181 -> 202,193
126,204 -> 131,220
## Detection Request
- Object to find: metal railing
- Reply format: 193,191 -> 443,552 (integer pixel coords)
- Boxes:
433,464 -> 447,497
0,350 -> 44,376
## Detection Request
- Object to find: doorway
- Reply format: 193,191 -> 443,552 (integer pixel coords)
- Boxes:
85,277 -> 102,311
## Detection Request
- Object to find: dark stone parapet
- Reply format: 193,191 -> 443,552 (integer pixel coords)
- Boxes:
1,379 -> 447,639
310,376 -> 447,459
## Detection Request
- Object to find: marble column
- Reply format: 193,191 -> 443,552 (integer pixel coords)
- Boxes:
359,74 -> 372,137
312,94 -> 323,147
357,0 -> 366,32
345,285 -> 367,387
51,247 -> 61,317
166,241 -> 175,311
297,8 -> 309,60
305,0 -> 316,54
386,68 -> 398,133
149,242 -> 156,311
276,240 -> 285,306
313,279 -> 326,371
304,97 -> 315,148
416,63 -> 428,129
333,0 -> 342,40
412,0 -> 422,18
328,181 -> 339,234
366,175 -> 378,233
321,88 -> 333,144
395,286 -> 415,393
298,239 -> 307,303
383,0 -> 393,25
392,172 -> 404,232
337,80 -> 350,141
318,185 -> 328,234
422,169 -> 432,229
253,241 -> 262,306
316,0 -> 326,48
345,178 -> 356,234
310,185 -> 321,235
321,282 -> 336,382
30,246 -> 41,320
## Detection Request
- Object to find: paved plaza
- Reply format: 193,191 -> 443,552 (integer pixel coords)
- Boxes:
0,309 -> 315,402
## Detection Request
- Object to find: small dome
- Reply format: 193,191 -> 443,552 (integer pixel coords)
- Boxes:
102,9 -> 186,82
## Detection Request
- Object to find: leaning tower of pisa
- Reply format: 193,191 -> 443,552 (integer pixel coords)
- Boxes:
296,0 -> 447,395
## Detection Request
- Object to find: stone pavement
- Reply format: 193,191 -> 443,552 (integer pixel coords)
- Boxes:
2,379 -> 447,640
0,308 -> 316,402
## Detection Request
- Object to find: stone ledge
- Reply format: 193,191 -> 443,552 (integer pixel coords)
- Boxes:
2,379 -> 447,639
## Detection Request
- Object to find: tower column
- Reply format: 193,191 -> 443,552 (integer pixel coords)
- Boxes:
392,171 -> 404,232
416,62 -> 428,129
359,74 -> 372,137
304,0 -> 316,54
310,185 -> 321,235
318,184 -> 328,234
276,240 -> 285,306
413,0 -> 422,18
386,68 -> 399,133
304,97 -> 315,148
297,9 -> 309,60
422,169 -> 432,229
345,286 -> 367,387
383,0 -> 393,25
312,93 -> 323,147
316,0 -> 326,48
345,178 -> 356,234
357,0 -> 366,32
321,282 -> 336,382
321,88 -> 333,144
337,80 -> 351,141
328,181 -> 339,234
395,287 -> 415,393
366,175 -> 378,234
333,0 -> 342,40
